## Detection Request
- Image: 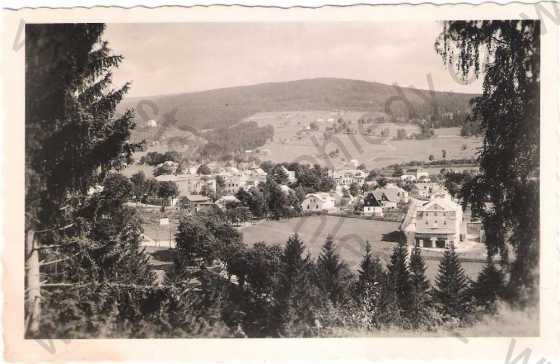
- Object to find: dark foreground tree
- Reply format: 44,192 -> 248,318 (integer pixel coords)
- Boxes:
379,240 -> 411,325
433,245 -> 471,319
316,237 -> 351,305
436,20 -> 540,305
472,261 -> 506,312
274,235 -> 321,336
25,24 -> 147,337
408,246 -> 435,328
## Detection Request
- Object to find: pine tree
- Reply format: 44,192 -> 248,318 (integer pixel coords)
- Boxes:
379,239 -> 412,325
25,24 -> 148,337
274,234 -> 320,336
386,239 -> 412,311
316,237 -> 351,305
433,244 -> 471,319
356,241 -> 385,295
408,246 -> 432,328
472,261 -> 505,312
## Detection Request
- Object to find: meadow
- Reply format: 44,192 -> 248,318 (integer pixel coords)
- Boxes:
241,215 -> 486,282
247,111 -> 482,169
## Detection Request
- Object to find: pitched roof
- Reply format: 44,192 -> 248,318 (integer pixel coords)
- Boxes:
364,191 -> 383,207
186,194 -> 211,203
379,188 -> 400,202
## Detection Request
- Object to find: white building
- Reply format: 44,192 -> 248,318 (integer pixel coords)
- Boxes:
302,193 -> 336,213
156,174 -> 217,196
331,169 -> 367,187
401,193 -> 464,249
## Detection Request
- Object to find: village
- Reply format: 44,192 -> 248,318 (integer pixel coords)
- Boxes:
125,155 -> 485,263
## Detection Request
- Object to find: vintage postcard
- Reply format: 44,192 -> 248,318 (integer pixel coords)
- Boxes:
2,2 -> 559,362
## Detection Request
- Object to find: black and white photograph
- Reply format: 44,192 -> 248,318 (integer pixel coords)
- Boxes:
22,19 -> 542,340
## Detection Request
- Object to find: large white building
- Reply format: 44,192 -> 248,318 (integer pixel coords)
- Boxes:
401,193 -> 464,249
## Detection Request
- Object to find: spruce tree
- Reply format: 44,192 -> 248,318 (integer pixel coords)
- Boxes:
25,24 -> 148,337
316,237 -> 350,305
472,261 -> 505,312
275,234 -> 319,336
408,246 -> 432,328
356,241 -> 385,295
380,239 -> 412,325
433,244 -> 470,319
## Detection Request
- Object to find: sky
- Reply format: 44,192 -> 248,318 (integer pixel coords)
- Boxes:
104,22 -> 483,98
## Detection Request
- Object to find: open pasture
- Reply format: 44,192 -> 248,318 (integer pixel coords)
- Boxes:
247,111 -> 482,169
240,215 -> 485,282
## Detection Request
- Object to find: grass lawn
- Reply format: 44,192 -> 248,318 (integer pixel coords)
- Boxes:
241,215 -> 485,282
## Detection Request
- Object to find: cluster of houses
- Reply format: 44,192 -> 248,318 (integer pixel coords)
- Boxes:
155,161 -> 268,211
152,160 -> 479,250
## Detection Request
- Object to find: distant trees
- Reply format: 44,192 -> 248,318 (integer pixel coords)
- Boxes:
175,213 -> 243,268
197,164 -> 212,175
203,121 -> 274,156
348,182 -> 360,197
141,150 -> 181,166
271,164 -> 290,185
153,161 -> 177,176
157,181 -> 179,204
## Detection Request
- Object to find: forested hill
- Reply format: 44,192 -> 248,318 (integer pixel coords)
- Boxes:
119,78 -> 477,131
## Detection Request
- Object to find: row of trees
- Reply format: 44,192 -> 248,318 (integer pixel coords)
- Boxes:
139,150 -> 181,166
261,161 -> 336,194
234,177 -> 304,220
170,213 -> 507,336
201,121 -> 274,159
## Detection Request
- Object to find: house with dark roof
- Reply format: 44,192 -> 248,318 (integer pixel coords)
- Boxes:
363,191 -> 384,217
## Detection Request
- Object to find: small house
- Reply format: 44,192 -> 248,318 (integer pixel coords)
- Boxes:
302,193 -> 336,213
363,191 -> 384,217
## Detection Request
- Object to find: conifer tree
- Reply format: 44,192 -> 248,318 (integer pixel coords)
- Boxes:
433,244 -> 470,319
408,246 -> 432,328
316,237 -> 351,305
379,239 -> 412,325
386,239 -> 412,312
356,241 -> 385,296
25,24 -> 148,337
275,234 -> 320,336
472,261 -> 505,312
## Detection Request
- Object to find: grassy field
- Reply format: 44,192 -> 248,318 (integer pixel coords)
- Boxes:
247,111 -> 482,169
241,215 -> 485,282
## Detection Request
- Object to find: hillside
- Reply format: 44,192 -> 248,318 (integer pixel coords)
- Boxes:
119,78 -> 477,132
